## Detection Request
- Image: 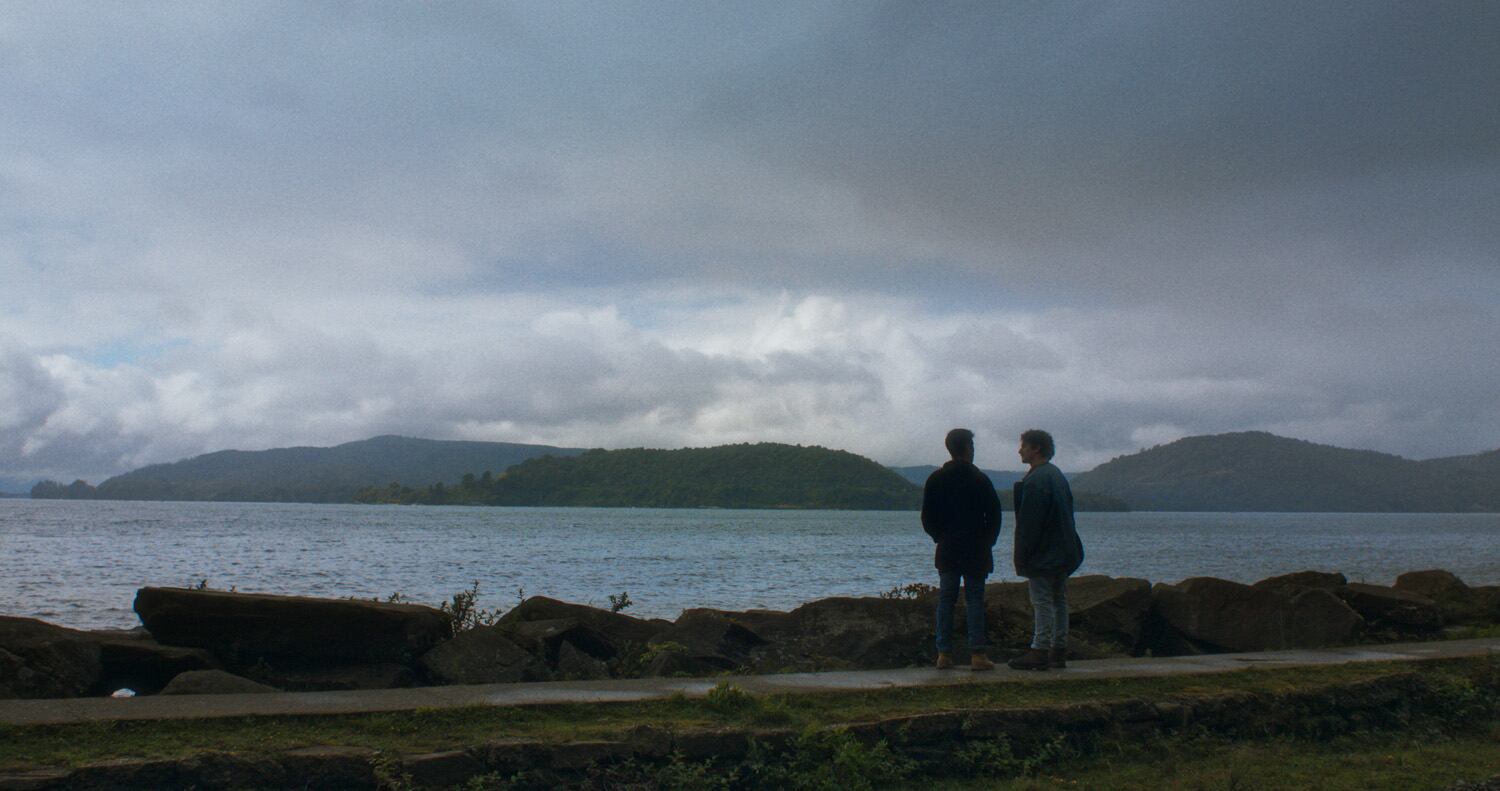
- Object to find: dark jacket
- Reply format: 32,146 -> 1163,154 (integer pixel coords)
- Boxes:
921,460 -> 1002,575
1013,461 -> 1084,578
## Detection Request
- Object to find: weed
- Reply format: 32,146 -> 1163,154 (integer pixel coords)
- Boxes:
439,580 -> 504,636
608,591 -> 634,613
736,726 -> 915,790
880,582 -> 937,600
370,752 -> 414,791
704,681 -> 758,715
956,733 -> 1070,778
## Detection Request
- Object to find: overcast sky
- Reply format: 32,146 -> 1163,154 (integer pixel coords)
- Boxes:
2,2 -> 1497,488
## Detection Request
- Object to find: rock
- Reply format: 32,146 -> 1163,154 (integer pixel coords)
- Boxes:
401,750 -> 488,790
555,641 -> 610,680
642,648 -> 729,677
977,580 -> 1041,652
1066,575 -> 1153,654
1396,570 -> 1490,625
249,661 -> 415,692
1394,570 -> 1469,600
0,616 -> 103,698
648,609 -> 767,669
1147,577 -> 1363,655
776,596 -> 933,669
133,587 -> 451,664
418,625 -> 539,685
91,629 -> 219,695
497,596 -> 669,649
982,580 -> 1035,618
502,618 -> 617,667
160,669 -> 280,695
1337,583 -> 1443,633
1251,571 -> 1348,592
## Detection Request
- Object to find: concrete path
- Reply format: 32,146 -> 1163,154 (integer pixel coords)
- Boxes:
4,638 -> 1497,727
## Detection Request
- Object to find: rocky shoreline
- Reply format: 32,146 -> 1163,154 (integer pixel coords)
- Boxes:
3,570 -> 1496,700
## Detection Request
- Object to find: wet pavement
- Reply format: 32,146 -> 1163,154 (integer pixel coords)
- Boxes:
3,637 -> 1496,727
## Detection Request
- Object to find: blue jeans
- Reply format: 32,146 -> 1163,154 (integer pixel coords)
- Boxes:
1028,574 -> 1069,650
936,570 -> 988,653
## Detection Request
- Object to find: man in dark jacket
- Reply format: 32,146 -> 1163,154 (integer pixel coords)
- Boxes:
1008,428 -> 1084,670
921,428 -> 1003,671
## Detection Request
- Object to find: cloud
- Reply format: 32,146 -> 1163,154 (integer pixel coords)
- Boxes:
0,3 -> 1496,485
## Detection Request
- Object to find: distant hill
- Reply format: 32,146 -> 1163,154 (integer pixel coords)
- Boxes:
890,465 -> 1024,488
1071,431 -> 1500,512
359,443 -> 923,510
892,464 -> 1129,511
31,436 -> 585,503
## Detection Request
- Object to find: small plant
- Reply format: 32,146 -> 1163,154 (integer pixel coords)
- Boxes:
608,590 -> 634,613
735,726 -> 914,790
439,580 -> 504,636
879,582 -> 937,600
704,680 -> 758,714
369,752 -> 413,791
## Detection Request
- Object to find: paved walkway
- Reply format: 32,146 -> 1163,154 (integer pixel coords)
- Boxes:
4,638 -> 1496,727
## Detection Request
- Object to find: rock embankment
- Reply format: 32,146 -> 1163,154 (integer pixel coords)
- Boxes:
2,569 -> 1496,700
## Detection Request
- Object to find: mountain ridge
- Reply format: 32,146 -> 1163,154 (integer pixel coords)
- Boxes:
31,435 -> 586,503
1072,431 -> 1500,512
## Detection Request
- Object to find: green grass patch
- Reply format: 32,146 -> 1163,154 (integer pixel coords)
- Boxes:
933,726 -> 1500,790
1,656 -> 1496,775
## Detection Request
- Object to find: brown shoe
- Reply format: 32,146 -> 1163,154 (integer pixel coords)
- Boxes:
970,652 -> 995,671
1007,648 -> 1051,671
935,652 -> 954,670
1049,648 -> 1067,669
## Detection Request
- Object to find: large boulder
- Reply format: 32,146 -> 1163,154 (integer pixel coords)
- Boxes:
1395,570 -> 1491,625
248,661 -> 415,692
160,669 -> 279,695
1251,571 -> 1348,593
90,627 -> 219,694
1393,570 -> 1468,600
496,597 -> 668,654
555,641 -> 610,680
775,596 -> 933,669
647,609 -> 767,671
418,625 -> 541,685
133,587 -> 451,664
1064,576 -> 1153,655
0,617 -> 102,698
502,618 -> 618,665
1337,583 -> 1443,634
1147,577 -> 1364,655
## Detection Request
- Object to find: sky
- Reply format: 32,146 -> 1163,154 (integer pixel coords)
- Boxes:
2,2 -> 1498,489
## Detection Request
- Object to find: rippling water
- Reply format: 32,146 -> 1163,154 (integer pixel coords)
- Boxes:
3,499 -> 1498,630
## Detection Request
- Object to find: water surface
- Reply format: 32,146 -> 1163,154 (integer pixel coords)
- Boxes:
3,499 -> 1496,629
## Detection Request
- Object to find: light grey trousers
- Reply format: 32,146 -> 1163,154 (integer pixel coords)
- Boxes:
1027,574 -> 1069,650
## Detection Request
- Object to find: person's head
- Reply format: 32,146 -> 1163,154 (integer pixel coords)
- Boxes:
1018,429 -> 1054,465
944,428 -> 975,461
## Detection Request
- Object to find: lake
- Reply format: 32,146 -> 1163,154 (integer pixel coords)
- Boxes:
3,499 -> 1498,630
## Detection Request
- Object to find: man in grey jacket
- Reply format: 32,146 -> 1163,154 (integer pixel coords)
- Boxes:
1008,429 -> 1084,670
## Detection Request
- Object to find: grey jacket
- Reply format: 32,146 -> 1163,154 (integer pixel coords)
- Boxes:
1012,461 -> 1084,578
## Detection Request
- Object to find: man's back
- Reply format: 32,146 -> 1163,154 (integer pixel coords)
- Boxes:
922,460 -> 1002,575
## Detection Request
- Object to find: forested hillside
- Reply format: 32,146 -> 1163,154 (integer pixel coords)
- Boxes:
31,436 -> 584,503
358,443 -> 923,510
1071,432 -> 1500,512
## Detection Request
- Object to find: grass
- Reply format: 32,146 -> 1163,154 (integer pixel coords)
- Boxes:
933,727 -> 1500,790
2,656 -> 1496,775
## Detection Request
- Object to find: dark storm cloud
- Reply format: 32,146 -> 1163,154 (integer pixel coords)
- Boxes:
681,3 -> 1499,294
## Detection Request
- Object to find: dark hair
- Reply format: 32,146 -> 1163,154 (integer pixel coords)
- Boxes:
1020,429 -> 1055,460
944,428 -> 975,458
